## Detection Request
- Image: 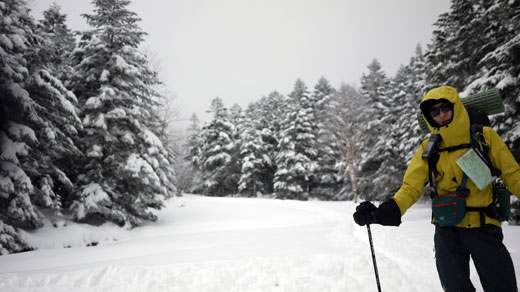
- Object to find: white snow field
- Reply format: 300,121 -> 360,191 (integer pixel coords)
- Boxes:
0,194 -> 519,292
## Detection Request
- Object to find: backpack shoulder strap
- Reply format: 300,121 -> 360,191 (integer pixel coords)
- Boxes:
471,124 -> 501,177
422,134 -> 442,198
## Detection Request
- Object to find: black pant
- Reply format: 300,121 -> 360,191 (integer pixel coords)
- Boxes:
434,225 -> 518,292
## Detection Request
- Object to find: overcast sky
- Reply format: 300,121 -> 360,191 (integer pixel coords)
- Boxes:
28,0 -> 452,124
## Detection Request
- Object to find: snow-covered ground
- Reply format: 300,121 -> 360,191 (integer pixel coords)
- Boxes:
0,194 -> 519,292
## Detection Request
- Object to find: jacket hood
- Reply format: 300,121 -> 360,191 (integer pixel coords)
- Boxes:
420,86 -> 470,147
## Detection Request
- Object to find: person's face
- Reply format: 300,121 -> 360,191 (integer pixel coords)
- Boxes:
429,102 -> 453,126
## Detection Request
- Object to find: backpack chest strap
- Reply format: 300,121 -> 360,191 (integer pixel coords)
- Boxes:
437,143 -> 472,153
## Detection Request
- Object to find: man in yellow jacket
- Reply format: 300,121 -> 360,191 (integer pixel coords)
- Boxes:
353,86 -> 520,292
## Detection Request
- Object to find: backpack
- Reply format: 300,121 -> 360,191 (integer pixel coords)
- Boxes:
422,108 -> 512,225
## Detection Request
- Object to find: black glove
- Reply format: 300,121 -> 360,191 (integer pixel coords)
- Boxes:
353,201 -> 377,226
353,199 -> 402,227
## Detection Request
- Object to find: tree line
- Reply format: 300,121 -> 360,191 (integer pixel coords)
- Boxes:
181,0 -> 520,220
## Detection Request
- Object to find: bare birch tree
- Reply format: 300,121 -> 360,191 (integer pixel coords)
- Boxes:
326,84 -> 367,203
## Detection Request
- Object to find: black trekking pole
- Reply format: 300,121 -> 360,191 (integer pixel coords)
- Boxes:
367,224 -> 382,292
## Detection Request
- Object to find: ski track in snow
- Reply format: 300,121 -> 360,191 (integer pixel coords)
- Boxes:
0,194 -> 518,292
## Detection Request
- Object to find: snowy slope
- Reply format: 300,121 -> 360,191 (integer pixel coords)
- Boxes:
0,194 -> 519,292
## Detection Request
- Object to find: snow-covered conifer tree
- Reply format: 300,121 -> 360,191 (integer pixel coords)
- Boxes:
380,67 -> 422,189
356,59 -> 399,201
311,77 -> 341,199
198,97 -> 237,196
237,106 -> 268,197
69,0 -> 176,227
0,0 -> 81,254
1,0 -> 41,254
185,113 -> 202,169
459,1 -> 520,154
426,0 -> 493,90
229,103 -> 244,131
258,91 -> 286,138
456,0 -> 520,223
228,103 -> 245,191
245,91 -> 286,195
274,80 -> 317,200
390,44 -> 428,165
176,113 -> 203,194
35,3 -> 76,82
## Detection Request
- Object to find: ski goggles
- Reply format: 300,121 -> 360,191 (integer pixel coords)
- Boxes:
429,103 -> 453,118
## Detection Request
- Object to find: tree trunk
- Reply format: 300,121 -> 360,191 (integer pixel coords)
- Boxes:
348,167 -> 358,203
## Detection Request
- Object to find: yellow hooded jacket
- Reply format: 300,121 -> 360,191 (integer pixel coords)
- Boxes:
393,86 -> 520,228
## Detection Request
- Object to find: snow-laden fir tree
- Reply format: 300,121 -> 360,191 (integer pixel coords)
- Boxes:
226,103 -> 243,195
310,77 -> 342,199
356,59 -> 400,201
237,106 -> 269,197
389,44 -> 428,165
245,91 -> 286,195
30,3 -> 83,222
229,103 -> 244,132
1,0 -> 42,254
256,91 -> 286,138
177,113 -> 203,194
380,68 -> 422,191
69,0 -> 176,227
425,0 -> 494,90
185,113 -> 203,170
0,0 -> 81,254
35,3 -> 76,83
255,91 -> 286,154
198,97 -> 238,196
274,79 -> 317,200
458,0 -> 520,156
